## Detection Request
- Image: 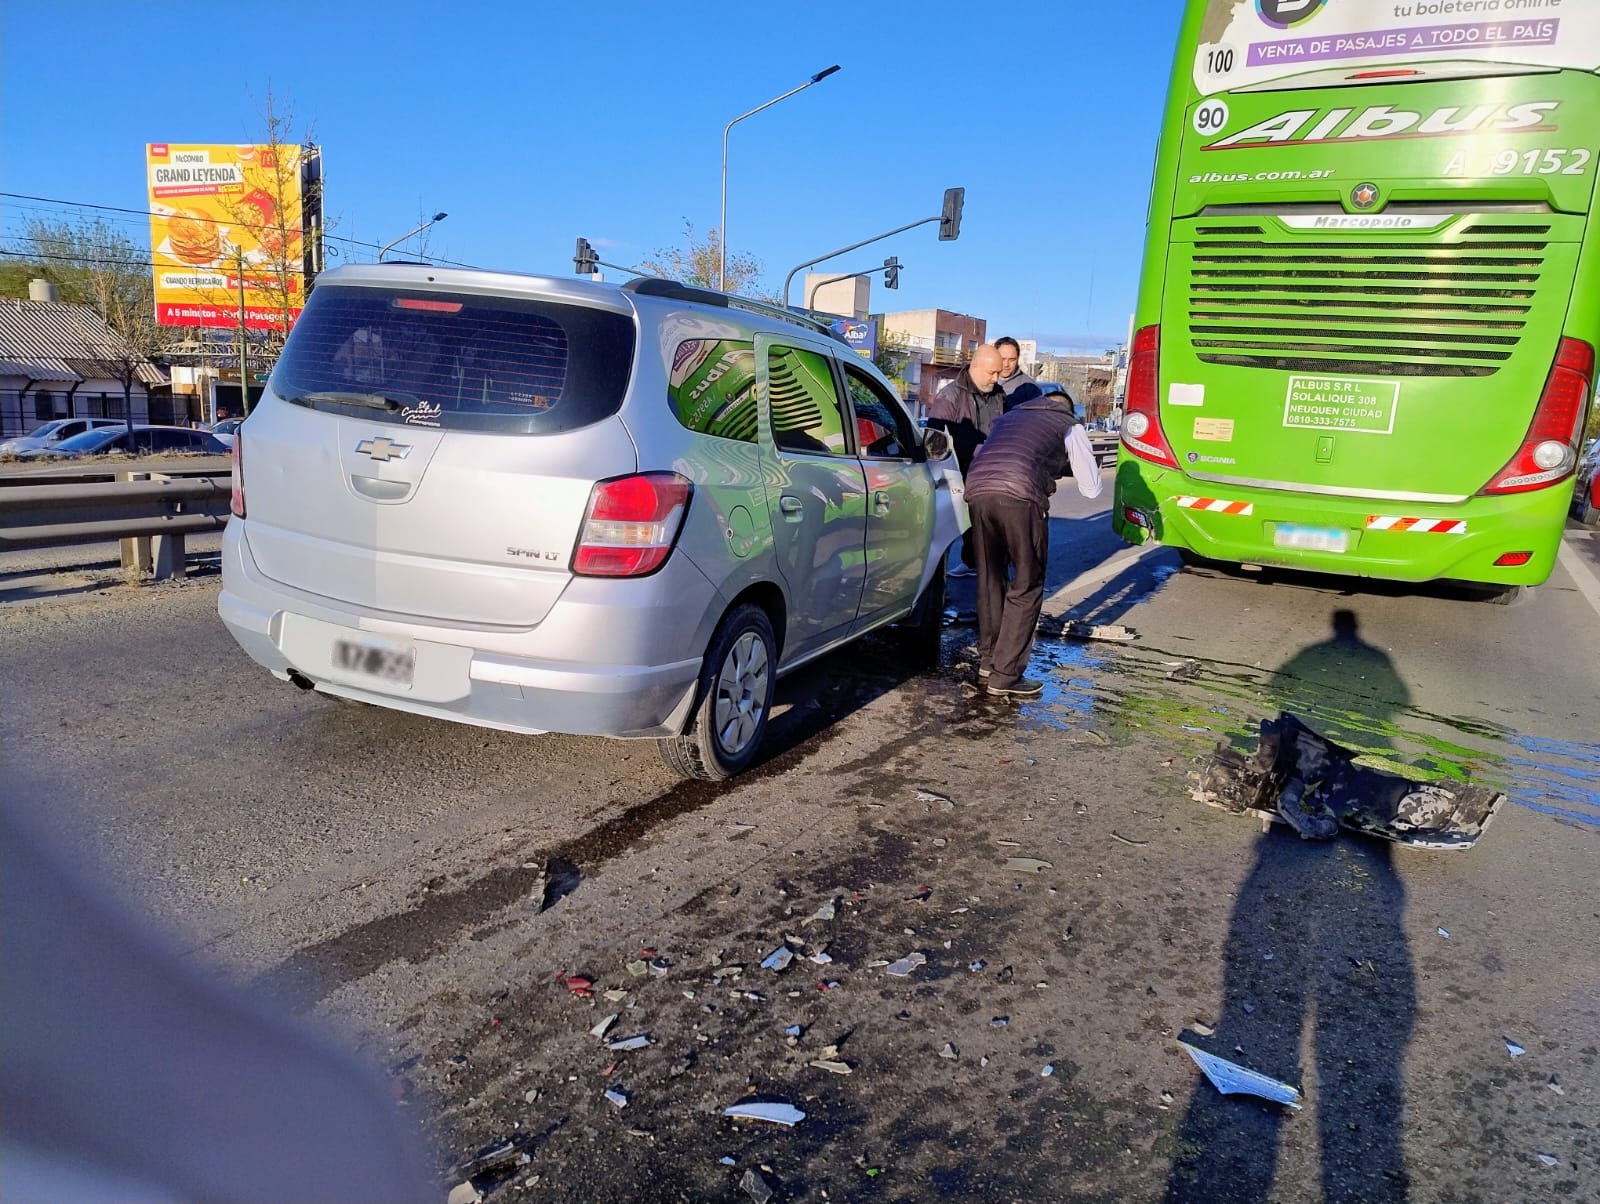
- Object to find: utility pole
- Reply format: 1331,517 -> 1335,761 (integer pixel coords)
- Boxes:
236,249 -> 251,417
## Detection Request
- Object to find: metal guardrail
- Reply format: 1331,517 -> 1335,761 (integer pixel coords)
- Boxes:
0,465 -> 231,579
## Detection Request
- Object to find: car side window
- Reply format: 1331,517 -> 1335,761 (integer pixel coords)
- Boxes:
843,368 -> 915,460
60,421 -> 86,439
130,430 -> 155,454
668,338 -> 757,442
767,345 -> 849,457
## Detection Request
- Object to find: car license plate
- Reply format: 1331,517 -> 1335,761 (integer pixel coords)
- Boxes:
1273,523 -> 1349,553
333,637 -> 415,685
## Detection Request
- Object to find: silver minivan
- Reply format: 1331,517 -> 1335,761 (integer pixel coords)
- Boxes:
219,265 -> 963,778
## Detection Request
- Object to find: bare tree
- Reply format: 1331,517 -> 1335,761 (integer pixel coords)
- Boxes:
639,221 -> 769,298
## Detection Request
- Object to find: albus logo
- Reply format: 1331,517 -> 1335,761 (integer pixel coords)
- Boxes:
1256,0 -> 1328,29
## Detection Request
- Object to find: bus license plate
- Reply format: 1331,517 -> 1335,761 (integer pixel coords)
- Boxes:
333,637 -> 415,685
1274,523 -> 1349,553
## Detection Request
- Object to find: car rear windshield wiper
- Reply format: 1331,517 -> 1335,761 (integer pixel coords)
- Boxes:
294,390 -> 412,411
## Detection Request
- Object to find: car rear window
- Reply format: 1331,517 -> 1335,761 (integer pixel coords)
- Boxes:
272,285 -> 636,434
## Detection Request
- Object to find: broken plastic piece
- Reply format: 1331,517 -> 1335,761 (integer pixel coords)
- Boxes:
535,857 -> 582,913
604,1089 -> 628,1108
1189,712 -> 1505,850
1179,1041 -> 1303,1110
1506,1039 -> 1526,1058
810,1059 -> 853,1075
809,950 -> 833,965
723,1101 -> 806,1126
1537,1153 -> 1559,1168
804,897 -> 839,925
447,1183 -> 483,1204
741,1167 -> 775,1204
720,1156 -> 737,1167
1004,857 -> 1052,873
1042,1064 -> 1054,1077
939,1043 -> 958,1060
1437,927 -> 1450,938
608,1034 -> 653,1052
885,952 -> 927,977
1165,658 -> 1201,681
459,1140 -> 519,1178
761,944 -> 795,972
590,1013 -> 619,1040
915,788 -> 955,808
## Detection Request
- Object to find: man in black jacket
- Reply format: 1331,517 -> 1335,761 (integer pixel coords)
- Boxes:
924,343 -> 1005,576
962,391 -> 1081,697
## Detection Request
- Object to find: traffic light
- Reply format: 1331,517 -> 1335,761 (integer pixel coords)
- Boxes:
938,187 -> 965,241
574,237 -> 598,275
883,256 -> 900,289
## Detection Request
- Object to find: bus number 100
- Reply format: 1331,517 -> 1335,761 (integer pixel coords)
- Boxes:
1205,47 -> 1235,74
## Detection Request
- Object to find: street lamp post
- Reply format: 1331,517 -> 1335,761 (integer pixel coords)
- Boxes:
378,211 -> 448,262
719,64 -> 840,291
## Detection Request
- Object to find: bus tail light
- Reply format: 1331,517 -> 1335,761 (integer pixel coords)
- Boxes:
1481,337 -> 1594,495
230,435 -> 245,519
572,472 -> 691,577
1120,324 -> 1179,470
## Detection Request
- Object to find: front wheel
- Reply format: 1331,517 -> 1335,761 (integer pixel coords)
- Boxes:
658,603 -> 777,781
898,563 -> 946,669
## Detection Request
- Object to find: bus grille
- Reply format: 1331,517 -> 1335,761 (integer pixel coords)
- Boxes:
1184,220 -> 1550,377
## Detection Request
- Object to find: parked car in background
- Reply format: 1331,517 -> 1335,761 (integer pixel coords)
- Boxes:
220,264 -> 965,780
15,425 -> 227,458
1572,437 -> 1600,525
208,418 -> 244,449
0,417 -> 125,455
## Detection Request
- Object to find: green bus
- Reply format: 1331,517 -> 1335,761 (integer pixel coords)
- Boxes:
1114,0 -> 1598,593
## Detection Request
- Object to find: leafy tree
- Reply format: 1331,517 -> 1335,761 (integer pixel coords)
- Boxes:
874,326 -> 912,385
640,221 -> 768,298
4,216 -> 151,327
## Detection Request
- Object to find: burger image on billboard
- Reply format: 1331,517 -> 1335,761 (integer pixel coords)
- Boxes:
166,209 -> 221,265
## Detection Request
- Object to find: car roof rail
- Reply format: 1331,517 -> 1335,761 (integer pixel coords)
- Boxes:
622,277 -> 851,348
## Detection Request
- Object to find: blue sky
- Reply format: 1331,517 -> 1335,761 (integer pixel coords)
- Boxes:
2,1 -> 1185,352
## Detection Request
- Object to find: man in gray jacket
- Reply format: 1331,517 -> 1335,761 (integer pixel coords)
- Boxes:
962,391 -> 1082,697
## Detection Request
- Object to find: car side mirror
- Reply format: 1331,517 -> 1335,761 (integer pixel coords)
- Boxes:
922,428 -> 954,462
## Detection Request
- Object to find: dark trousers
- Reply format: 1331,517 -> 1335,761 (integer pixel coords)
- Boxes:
970,494 -> 1048,687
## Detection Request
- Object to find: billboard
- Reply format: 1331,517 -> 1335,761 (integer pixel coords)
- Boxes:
829,317 -> 878,360
146,143 -> 306,330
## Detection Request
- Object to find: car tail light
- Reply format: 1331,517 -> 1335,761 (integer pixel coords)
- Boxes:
1120,324 -> 1178,469
1481,337 -> 1594,494
230,435 -> 245,519
1494,552 -> 1533,567
572,472 -> 691,577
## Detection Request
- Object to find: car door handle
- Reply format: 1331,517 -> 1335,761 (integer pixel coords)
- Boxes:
873,490 -> 890,511
779,495 -> 804,521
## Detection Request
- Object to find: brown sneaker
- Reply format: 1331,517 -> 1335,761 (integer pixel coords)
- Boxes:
986,676 -> 1043,698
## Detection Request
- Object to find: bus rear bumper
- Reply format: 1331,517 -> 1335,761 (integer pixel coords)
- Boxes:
1112,465 -> 1569,586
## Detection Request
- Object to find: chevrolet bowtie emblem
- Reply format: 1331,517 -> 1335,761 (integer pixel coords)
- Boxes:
355,436 -> 412,461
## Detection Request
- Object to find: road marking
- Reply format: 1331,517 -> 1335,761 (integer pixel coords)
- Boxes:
1557,537 -> 1600,620
1045,539 -> 1164,613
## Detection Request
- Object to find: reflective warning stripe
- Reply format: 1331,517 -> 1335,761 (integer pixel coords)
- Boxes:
1365,516 -> 1467,534
1175,495 -> 1253,516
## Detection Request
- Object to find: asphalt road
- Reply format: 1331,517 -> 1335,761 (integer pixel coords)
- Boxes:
2,507 -> 1597,1202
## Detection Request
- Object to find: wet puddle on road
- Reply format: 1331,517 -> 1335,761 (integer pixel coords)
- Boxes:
1004,639 -> 1600,832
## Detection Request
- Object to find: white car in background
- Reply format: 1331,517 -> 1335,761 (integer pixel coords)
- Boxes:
208,418 -> 244,449
0,417 -> 125,455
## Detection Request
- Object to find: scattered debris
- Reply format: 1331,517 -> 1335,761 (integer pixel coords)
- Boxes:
1548,1076 -> 1564,1096
741,1167 -> 775,1203
625,960 -> 650,978
607,1034 -> 653,1052
723,1101 -> 806,1127
1004,857 -> 1053,873
939,1043 -> 959,1060
604,1089 -> 628,1108
784,1024 -> 804,1038
534,857 -> 582,913
761,944 -> 796,972
1182,725 -> 1212,734
1040,616 -> 1138,643
809,950 -> 833,965
1189,712 -> 1505,850
1506,1039 -> 1526,1058
590,1014 -> 619,1041
810,1058 -> 853,1075
1437,927 -> 1450,938
561,974 -> 595,999
604,988 -> 629,1002
1042,1064 -> 1055,1077
995,965 -> 1014,984
915,788 -> 956,810
648,958 -> 672,977
1165,658 -> 1201,681
720,1156 -> 737,1167
459,1140 -> 520,1179
886,952 -> 927,977
1110,831 -> 1149,847
447,1183 -> 483,1204
991,1016 -> 1010,1028
1180,1041 -> 1303,1110
968,960 -> 987,973
669,1054 -> 695,1077
803,897 -> 839,925
1537,1153 -> 1560,1168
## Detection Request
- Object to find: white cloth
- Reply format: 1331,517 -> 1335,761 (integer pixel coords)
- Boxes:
1065,424 -> 1104,499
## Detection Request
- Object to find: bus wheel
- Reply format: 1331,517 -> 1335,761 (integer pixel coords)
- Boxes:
1482,585 -> 1525,606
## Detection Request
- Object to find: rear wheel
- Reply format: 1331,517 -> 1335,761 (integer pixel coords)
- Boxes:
657,603 -> 776,781
1482,584 -> 1525,606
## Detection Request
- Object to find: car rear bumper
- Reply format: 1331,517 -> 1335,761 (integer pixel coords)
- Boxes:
218,524 -> 712,738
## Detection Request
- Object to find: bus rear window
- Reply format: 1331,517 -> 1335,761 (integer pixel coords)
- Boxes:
273,285 -> 635,434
